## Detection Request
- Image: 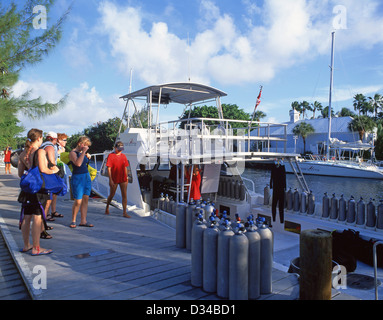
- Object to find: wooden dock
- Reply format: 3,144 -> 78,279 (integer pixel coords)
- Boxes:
0,173 -> 299,302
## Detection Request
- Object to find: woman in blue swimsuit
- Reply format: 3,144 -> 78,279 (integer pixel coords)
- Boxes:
69,136 -> 94,228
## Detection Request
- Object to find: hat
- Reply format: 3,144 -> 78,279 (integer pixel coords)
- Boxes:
46,131 -> 58,139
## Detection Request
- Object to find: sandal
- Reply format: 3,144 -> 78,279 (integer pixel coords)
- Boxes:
40,230 -> 52,239
51,211 -> 64,218
46,215 -> 55,222
70,222 -> 77,228
79,222 -> 94,227
31,247 -> 53,256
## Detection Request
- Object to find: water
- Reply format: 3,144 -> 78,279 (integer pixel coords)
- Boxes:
243,167 -> 383,205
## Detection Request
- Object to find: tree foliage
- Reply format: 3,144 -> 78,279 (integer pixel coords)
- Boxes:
178,104 -> 261,129
67,117 -> 127,154
292,122 -> 315,153
0,1 -> 69,150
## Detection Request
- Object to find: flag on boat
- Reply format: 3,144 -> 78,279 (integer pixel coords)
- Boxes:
255,86 -> 263,110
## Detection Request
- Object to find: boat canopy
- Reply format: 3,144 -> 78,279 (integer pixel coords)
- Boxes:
329,138 -> 374,151
120,82 -> 227,105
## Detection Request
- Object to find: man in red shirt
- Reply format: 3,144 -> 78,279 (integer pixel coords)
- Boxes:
105,141 -> 131,218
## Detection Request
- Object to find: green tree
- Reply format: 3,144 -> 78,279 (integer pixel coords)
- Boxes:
375,123 -> 383,160
292,122 -> 315,153
76,117 -> 128,154
368,93 -> 383,118
311,101 -> 322,119
353,93 -> 372,116
337,107 -> 355,117
0,1 -> 69,149
300,101 -> 310,119
179,104 -> 254,129
348,115 -> 376,142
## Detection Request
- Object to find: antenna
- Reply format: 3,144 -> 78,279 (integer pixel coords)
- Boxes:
187,32 -> 191,82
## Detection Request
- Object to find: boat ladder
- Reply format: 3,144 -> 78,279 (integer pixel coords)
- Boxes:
288,157 -> 310,194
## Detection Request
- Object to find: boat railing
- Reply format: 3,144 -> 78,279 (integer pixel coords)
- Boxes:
145,117 -> 288,162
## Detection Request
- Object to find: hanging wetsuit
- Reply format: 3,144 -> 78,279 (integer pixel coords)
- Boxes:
270,161 -> 286,223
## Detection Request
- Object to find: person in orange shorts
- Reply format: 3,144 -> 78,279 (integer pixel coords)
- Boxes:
105,141 -> 131,218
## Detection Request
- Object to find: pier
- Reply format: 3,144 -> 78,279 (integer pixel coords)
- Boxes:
0,172 -> 299,301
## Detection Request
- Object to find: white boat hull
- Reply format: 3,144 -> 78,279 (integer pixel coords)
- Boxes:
286,160 -> 383,179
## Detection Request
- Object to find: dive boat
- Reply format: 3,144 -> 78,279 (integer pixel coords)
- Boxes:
90,82 -> 303,222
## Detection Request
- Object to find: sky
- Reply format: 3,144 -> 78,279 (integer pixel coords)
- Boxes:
10,0 -> 383,136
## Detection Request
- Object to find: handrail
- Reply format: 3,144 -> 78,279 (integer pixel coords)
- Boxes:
373,241 -> 383,300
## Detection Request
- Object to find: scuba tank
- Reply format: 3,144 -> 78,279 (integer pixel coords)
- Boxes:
164,194 -> 170,212
245,220 -> 261,300
229,222 -> 249,300
239,180 -> 246,201
286,188 -> 293,211
264,184 -> 270,206
217,220 -> 234,299
168,196 -> 175,214
186,199 -> 197,251
377,200 -> 383,230
203,216 -> 219,293
338,194 -> 347,223
330,193 -> 339,221
346,196 -> 356,225
158,193 -> 165,210
175,201 -> 187,248
234,180 -> 240,200
204,201 -> 215,219
356,197 -> 365,226
293,188 -> 300,212
257,218 -> 273,295
307,190 -> 315,215
191,213 -> 207,287
300,191 -> 308,214
366,198 -> 376,229
322,192 -> 330,219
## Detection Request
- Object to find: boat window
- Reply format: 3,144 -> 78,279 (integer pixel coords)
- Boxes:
158,162 -> 171,171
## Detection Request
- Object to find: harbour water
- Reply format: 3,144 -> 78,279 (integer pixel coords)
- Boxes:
243,167 -> 383,206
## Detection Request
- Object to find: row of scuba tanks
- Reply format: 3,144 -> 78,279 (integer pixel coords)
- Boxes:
175,197 -> 274,300
264,185 -> 383,230
218,178 -> 247,201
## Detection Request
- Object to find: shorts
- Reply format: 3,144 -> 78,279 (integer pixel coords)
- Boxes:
18,191 -> 49,216
71,172 -> 91,200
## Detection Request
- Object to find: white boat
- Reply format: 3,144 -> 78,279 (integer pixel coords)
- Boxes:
285,138 -> 383,179
90,82 -> 302,221
286,32 -> 383,180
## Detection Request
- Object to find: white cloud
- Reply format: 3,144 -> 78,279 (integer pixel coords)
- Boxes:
96,0 -> 383,87
14,81 -> 124,136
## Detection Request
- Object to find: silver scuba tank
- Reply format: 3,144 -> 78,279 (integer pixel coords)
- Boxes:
191,213 -> 207,287
217,220 -> 234,299
347,196 -> 356,224
186,199 -> 197,251
338,194 -> 347,222
245,220 -> 261,300
377,200 -> 383,230
330,193 -> 339,220
264,184 -> 270,206
257,218 -> 273,295
175,201 -> 187,248
322,192 -> 330,219
307,190 -> 315,215
356,197 -> 365,226
229,223 -> 249,300
366,198 -> 376,228
293,188 -> 300,212
203,216 -> 219,293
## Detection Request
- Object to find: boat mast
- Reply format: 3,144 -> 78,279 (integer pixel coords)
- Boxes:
327,31 -> 335,160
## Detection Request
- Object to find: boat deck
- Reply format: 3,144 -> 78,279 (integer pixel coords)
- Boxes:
0,173 -> 299,302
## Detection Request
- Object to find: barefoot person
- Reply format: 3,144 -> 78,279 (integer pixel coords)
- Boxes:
17,129 -> 58,256
69,136 -> 93,228
105,141 -> 131,218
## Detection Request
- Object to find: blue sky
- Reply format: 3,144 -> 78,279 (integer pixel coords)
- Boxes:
12,0 -> 383,135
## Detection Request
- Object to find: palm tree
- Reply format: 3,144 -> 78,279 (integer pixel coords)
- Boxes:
353,94 -> 372,116
311,101 -> 322,119
348,115 -> 376,141
337,107 -> 355,117
300,101 -> 310,119
292,122 -> 315,153
368,93 -> 383,118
